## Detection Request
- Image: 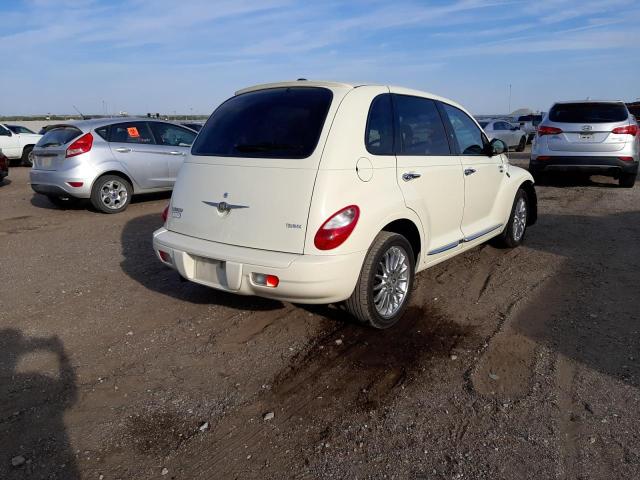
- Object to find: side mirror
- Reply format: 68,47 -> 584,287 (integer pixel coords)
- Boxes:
488,138 -> 507,156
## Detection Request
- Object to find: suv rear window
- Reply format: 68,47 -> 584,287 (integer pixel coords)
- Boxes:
192,87 -> 333,159
549,103 -> 628,123
36,126 -> 82,147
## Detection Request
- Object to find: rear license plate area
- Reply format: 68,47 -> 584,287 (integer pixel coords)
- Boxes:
194,256 -> 224,285
579,134 -> 594,141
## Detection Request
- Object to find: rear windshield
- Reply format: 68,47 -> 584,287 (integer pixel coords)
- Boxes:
192,87 -> 333,159
36,126 -> 82,147
549,103 -> 628,123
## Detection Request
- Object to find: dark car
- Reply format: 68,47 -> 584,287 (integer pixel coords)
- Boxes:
0,150 -> 9,182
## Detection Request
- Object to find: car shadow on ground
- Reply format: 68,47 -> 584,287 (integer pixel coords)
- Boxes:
0,329 -> 79,479
513,211 -> 640,388
30,190 -> 173,211
532,172 -> 627,188
0,178 -> 11,187
120,213 -> 283,311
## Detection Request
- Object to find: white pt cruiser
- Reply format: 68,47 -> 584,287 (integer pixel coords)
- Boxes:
154,81 -> 537,328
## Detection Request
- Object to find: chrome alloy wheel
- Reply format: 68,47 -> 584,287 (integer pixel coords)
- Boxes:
100,180 -> 128,210
512,197 -> 527,241
373,246 -> 410,318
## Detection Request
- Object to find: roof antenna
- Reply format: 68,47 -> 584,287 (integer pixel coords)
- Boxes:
72,105 -> 87,120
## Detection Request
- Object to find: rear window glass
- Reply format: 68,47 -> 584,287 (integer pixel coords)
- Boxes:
549,103 -> 628,123
365,94 -> 394,155
395,95 -> 450,156
192,87 -> 333,159
36,127 -> 82,147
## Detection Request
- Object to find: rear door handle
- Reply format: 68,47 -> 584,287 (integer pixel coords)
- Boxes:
169,151 -> 184,156
402,172 -> 421,181
464,168 -> 476,176
115,147 -> 131,153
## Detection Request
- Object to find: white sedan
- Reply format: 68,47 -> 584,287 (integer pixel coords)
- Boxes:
0,124 -> 42,166
479,120 -> 527,152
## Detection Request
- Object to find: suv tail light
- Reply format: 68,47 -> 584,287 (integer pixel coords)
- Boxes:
314,205 -> 360,250
66,133 -> 93,158
612,125 -> 639,136
161,204 -> 169,223
537,126 -> 563,136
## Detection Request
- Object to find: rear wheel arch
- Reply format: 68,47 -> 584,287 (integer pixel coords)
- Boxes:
380,218 -> 422,265
92,170 -> 136,193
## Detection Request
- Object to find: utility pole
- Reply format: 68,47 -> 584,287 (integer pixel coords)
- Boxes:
508,84 -> 512,115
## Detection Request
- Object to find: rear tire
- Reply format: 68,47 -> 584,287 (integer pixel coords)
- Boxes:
619,172 -> 636,188
90,174 -> 132,213
21,145 -> 34,167
516,136 -> 526,152
345,231 -> 415,329
491,188 -> 529,248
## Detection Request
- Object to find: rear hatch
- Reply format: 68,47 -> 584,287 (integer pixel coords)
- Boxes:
546,102 -> 629,153
167,86 -> 342,254
32,126 -> 82,170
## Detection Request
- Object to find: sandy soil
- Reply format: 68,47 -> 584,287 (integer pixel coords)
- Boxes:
1,159 -> 638,479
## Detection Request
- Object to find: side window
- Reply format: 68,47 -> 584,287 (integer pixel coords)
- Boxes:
394,95 -> 450,155
150,123 -> 196,147
365,94 -> 394,155
95,126 -> 109,141
441,103 -> 487,155
496,122 -> 507,131
108,122 -> 154,144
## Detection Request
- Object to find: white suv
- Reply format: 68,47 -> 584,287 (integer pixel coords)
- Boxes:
153,81 -> 537,328
0,124 -> 42,166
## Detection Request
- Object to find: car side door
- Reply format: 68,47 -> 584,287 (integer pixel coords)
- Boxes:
391,93 -> 465,262
439,102 -> 506,241
106,121 -> 171,190
147,122 -> 196,184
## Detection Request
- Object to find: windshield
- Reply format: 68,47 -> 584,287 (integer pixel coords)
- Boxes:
549,103 -> 628,123
7,125 -> 36,134
192,87 -> 333,159
36,126 -> 82,148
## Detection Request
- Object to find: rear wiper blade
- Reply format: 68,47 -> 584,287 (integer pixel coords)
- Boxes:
40,142 -> 62,147
234,142 -> 301,152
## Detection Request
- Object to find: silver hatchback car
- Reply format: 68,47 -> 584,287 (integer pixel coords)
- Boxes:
30,118 -> 197,212
530,101 -> 639,187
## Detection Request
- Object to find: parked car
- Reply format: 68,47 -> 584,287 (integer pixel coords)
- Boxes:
530,100 -> 639,187
153,81 -> 537,328
517,114 -> 543,143
478,120 -> 527,152
0,149 -> 9,181
181,122 -> 203,132
0,123 -> 42,166
30,118 -> 197,212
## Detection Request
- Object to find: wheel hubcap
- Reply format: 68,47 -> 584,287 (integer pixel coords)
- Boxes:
513,197 -> 527,241
100,180 -> 128,210
373,246 -> 410,318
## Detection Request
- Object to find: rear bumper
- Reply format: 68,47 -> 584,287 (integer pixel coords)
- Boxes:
30,168 -> 93,198
529,156 -> 639,176
152,228 -> 366,304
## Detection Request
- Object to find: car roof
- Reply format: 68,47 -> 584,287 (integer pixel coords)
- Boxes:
235,80 -> 468,114
45,117 -> 183,130
553,100 -> 625,105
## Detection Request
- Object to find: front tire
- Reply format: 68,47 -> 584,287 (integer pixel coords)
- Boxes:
492,188 -> 529,248
345,231 -> 415,329
619,172 -> 636,188
516,136 -> 526,152
21,145 -> 34,167
90,175 -> 132,213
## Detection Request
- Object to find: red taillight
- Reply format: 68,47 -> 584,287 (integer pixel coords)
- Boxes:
67,181 -> 84,187
537,126 -> 563,136
158,250 -> 171,263
612,125 -> 639,136
314,205 -> 360,250
618,156 -> 634,162
66,133 -> 93,158
161,204 -> 169,223
251,273 -> 279,288
536,156 -> 551,161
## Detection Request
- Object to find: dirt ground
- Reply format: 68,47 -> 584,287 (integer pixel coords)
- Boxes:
1,155 -> 639,480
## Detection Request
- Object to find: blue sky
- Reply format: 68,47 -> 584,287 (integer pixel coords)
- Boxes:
1,0 -> 639,116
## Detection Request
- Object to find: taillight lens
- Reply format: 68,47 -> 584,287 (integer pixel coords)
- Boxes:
612,125 -> 639,136
66,133 -> 93,158
161,204 -> 169,223
537,126 -> 563,136
618,156 -> 634,162
314,205 -> 360,250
